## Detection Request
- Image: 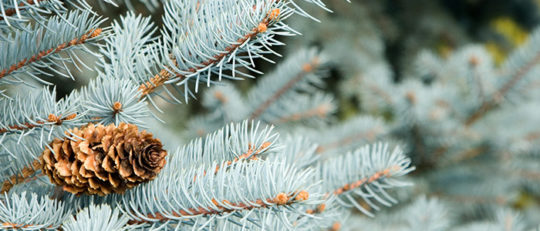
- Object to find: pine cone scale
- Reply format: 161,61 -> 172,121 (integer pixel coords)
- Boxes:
52,141 -> 62,160
119,160 -> 133,178
55,160 -> 71,177
102,155 -> 115,173
109,174 -> 121,188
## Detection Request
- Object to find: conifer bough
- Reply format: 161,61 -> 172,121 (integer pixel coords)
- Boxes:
0,27 -> 103,80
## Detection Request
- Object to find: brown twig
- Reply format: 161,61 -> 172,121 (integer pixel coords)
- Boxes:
0,0 -> 45,21
272,103 -> 332,124
249,57 -> 321,120
138,9 -> 281,98
0,159 -> 42,193
214,142 -> 272,172
315,127 -> 381,154
464,48 -> 540,126
298,165 -> 402,223
193,142 -> 272,181
128,190 -> 308,225
0,28 -> 102,80
0,113 -> 77,135
307,165 -> 403,228
331,165 -> 401,196
1,222 -> 52,230
447,146 -> 486,165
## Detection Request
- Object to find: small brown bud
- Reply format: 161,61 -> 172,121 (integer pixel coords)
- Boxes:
112,101 -> 123,114
257,23 -> 267,33
274,192 -> 289,205
295,190 -> 309,201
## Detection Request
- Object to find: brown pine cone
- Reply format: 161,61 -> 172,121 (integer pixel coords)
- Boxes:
41,123 -> 167,196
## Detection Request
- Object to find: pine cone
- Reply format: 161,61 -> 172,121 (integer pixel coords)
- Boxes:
41,123 -> 167,196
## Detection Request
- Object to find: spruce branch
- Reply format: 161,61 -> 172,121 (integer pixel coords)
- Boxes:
192,141 -> 273,181
0,9 -> 104,84
330,165 -> 402,196
313,116 -> 386,155
0,28 -> 102,80
0,191 -> 70,230
465,29 -> 540,126
177,120 -> 279,170
317,143 -> 414,217
98,13 -> 160,98
61,204 -> 131,231
83,77 -> 152,127
1,77 -> 149,139
0,113 -> 77,135
127,190 -> 310,225
120,160 -> 317,229
0,135 -> 49,193
266,92 -> 335,126
138,1 -> 287,99
0,0 -> 46,21
0,87 -> 83,144
464,50 -> 540,126
0,159 -> 41,193
304,165 -> 405,224
249,53 -> 323,120
267,136 -> 319,169
273,100 -> 333,124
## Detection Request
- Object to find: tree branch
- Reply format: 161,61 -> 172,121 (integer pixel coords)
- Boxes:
138,9 -> 281,98
193,142 -> 272,181
0,28 -> 102,80
0,159 -> 42,193
1,222 -> 52,230
331,165 -> 401,196
315,128 -> 381,154
0,113 -> 77,135
0,0 -> 46,21
127,190 -> 309,225
249,57 -> 321,120
465,49 -> 540,126
272,103 -> 332,124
